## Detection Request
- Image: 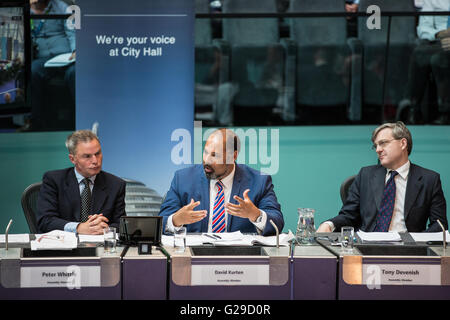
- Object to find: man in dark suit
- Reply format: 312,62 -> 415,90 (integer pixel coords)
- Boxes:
159,128 -> 283,236
317,121 -> 447,233
37,130 -> 126,234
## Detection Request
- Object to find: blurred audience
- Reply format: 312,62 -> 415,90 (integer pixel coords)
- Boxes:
29,0 -> 75,131
399,0 -> 450,124
345,0 -> 359,37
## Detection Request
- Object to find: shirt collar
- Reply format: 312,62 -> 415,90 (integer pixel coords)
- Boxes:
388,160 -> 410,180
211,164 -> 235,190
74,168 -> 97,185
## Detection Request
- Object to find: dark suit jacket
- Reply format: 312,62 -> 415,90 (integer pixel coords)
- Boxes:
36,167 -> 126,233
159,164 -> 284,236
330,163 -> 448,232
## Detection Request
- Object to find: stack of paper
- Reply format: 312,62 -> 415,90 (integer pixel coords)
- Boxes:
409,231 -> 450,243
161,231 -> 295,247
0,234 -> 30,243
31,230 -> 78,250
357,231 -> 402,243
78,234 -> 105,243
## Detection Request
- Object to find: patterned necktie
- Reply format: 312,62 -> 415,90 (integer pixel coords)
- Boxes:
374,170 -> 399,232
212,181 -> 226,233
80,178 -> 92,223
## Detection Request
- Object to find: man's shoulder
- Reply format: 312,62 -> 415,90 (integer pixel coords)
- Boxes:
235,164 -> 272,182
99,170 -> 126,185
410,163 -> 440,178
50,0 -> 69,13
43,167 -> 73,179
174,165 -> 203,177
358,164 -> 383,174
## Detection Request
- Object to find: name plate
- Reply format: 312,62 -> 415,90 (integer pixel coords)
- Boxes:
362,264 -> 441,286
20,265 -> 101,288
191,264 -> 270,286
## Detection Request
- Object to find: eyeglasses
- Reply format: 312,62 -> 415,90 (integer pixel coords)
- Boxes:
371,138 -> 397,150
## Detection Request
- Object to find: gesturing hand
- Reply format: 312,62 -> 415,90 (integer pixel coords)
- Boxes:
225,189 -> 261,222
172,199 -> 207,227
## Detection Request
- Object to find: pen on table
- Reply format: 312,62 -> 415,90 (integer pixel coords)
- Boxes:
204,234 -> 218,240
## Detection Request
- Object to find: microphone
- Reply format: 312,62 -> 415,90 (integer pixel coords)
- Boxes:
437,219 -> 446,250
5,219 -> 13,251
269,219 -> 279,248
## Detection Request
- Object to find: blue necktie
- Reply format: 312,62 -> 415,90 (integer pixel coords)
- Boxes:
212,181 -> 226,233
374,171 -> 398,232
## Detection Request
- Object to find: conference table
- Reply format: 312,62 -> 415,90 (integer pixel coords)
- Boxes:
166,244 -> 337,300
316,232 -> 450,300
0,243 -> 123,299
1,233 -> 449,300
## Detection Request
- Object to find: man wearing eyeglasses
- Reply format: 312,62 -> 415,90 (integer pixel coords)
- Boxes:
317,121 -> 447,233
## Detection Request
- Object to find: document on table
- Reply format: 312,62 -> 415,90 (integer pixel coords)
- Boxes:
31,230 -> 78,250
409,231 -> 450,243
357,231 -> 402,243
78,234 -> 105,243
0,234 -> 30,243
44,52 -> 75,67
161,231 -> 295,247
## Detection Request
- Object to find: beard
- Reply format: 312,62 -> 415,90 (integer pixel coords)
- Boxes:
203,164 -> 217,180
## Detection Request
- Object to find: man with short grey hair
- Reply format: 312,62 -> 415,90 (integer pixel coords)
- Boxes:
37,130 -> 126,234
317,121 -> 447,233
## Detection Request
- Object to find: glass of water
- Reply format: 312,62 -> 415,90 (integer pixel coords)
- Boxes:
103,226 -> 117,253
340,226 -> 354,253
296,208 -> 316,245
173,226 -> 187,253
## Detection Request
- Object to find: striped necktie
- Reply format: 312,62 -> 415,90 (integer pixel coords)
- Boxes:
80,178 -> 92,223
212,181 -> 226,233
374,170 -> 398,232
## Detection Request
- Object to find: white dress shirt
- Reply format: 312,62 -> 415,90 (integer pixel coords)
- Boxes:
166,165 -> 267,233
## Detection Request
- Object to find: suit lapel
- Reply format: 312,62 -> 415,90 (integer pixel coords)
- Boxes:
228,164 -> 243,232
404,163 -> 423,220
64,168 -> 81,221
199,167 -> 211,232
92,171 -> 108,214
371,165 -> 387,212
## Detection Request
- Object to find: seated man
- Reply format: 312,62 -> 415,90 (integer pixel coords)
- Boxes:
400,0 -> 450,124
37,130 -> 126,234
159,128 -> 284,236
317,121 -> 447,233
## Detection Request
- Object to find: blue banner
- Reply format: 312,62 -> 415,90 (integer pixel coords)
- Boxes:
76,0 -> 195,211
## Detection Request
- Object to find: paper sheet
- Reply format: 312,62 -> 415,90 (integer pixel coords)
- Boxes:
44,52 -> 75,67
162,231 -> 294,247
0,234 -> 30,243
409,231 -> 450,243
31,230 -> 78,250
78,234 -> 105,243
357,231 -> 402,242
